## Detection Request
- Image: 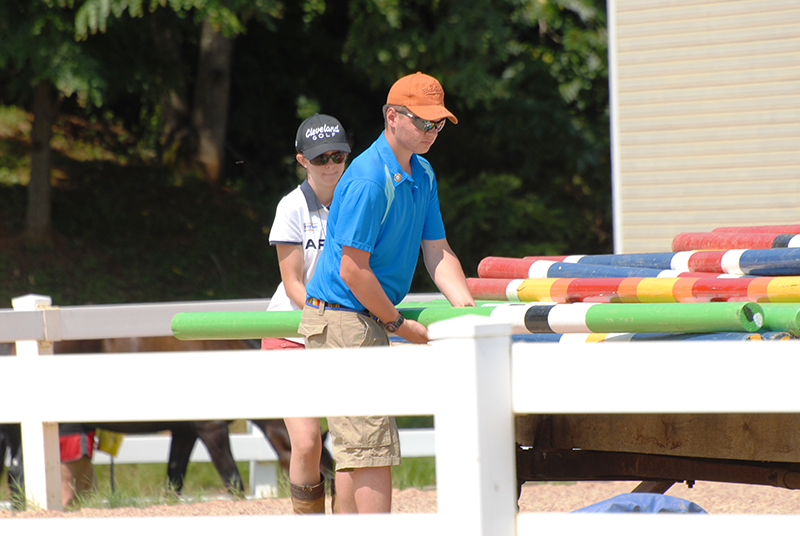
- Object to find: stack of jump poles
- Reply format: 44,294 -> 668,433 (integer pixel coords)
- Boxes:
171,224 -> 800,344
463,224 -> 800,342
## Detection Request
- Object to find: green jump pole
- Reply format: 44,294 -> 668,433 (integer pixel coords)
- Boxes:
173,302 -> 767,340
171,306 -> 494,340
759,304 -> 800,336
400,306 -> 494,325
580,302 -> 763,334
523,302 -> 764,334
172,311 -> 302,340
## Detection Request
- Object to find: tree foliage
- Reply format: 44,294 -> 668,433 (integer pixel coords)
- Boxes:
0,2 -> 104,106
0,0 -> 611,292
298,0 -> 612,274
72,0 -> 283,38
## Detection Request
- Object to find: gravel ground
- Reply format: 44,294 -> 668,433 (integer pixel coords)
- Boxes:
3,481 -> 800,518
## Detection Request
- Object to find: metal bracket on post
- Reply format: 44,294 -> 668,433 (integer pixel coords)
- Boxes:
12,294 -> 60,356
12,294 -> 64,511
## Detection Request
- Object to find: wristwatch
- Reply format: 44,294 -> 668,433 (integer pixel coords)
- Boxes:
384,313 -> 405,333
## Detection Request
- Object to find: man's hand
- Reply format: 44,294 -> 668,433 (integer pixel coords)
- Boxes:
395,318 -> 429,344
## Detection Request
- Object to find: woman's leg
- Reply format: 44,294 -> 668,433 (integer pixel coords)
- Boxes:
284,417 -> 325,514
284,417 -> 323,485
61,456 -> 97,507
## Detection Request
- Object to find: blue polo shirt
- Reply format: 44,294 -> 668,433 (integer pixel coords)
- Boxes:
305,132 -> 446,309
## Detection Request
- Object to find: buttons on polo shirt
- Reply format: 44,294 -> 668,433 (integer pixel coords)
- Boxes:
394,173 -> 402,182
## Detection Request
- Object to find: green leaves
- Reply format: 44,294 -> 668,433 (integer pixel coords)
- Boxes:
0,2 -> 103,105
75,0 -> 120,37
48,41 -> 106,106
0,0 -> 612,291
72,0 -> 284,39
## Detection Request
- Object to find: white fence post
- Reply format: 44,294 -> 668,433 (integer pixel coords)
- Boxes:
12,294 -> 55,356
428,316 -> 517,536
12,294 -> 63,511
246,421 -> 279,498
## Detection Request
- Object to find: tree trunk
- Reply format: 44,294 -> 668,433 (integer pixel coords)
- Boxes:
192,17 -> 233,183
25,80 -> 58,245
149,11 -> 191,165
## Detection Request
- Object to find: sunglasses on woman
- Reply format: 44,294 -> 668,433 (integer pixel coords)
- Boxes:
308,151 -> 348,166
396,110 -> 446,133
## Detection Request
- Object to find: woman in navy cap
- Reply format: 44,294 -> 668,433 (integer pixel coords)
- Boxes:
262,113 -> 351,514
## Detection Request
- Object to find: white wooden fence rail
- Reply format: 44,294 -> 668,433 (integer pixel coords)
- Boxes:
3,294 -> 800,534
0,292 -> 444,341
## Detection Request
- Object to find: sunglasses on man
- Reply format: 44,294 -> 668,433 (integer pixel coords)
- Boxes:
308,151 -> 348,166
395,110 -> 446,133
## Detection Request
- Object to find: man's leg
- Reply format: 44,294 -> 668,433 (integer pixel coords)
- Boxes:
335,466 -> 392,513
300,307 -> 397,514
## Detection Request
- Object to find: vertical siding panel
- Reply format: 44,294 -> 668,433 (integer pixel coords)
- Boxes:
610,0 -> 800,253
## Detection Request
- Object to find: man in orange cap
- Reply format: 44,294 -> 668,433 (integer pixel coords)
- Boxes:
299,72 -> 475,513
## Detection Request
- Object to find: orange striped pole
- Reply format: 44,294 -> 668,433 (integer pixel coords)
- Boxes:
467,276 -> 800,304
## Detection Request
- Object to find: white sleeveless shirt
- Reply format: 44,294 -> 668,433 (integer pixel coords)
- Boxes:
267,180 -> 328,314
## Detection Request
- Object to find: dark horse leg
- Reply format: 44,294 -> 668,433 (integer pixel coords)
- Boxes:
165,424 -> 197,493
250,419 -> 292,476
193,421 -> 243,493
250,418 -> 335,481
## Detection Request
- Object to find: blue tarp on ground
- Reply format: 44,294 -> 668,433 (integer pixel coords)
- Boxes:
571,493 -> 708,514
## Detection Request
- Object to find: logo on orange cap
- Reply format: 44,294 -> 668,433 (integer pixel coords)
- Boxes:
387,72 -> 458,124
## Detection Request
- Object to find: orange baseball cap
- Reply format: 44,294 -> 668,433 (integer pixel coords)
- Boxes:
386,72 -> 458,124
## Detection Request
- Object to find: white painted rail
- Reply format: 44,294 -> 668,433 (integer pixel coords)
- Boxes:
92,428 -> 434,465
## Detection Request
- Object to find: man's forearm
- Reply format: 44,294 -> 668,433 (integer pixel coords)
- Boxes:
423,239 -> 476,307
340,248 -> 400,323
433,258 -> 475,307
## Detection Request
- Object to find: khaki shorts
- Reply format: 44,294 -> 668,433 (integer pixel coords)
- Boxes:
298,303 -> 400,469
298,302 -> 389,349
327,415 -> 401,470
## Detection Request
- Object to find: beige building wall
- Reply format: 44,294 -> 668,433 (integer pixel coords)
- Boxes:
608,0 -> 800,253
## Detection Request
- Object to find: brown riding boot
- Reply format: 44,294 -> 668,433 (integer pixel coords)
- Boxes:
289,474 -> 326,515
